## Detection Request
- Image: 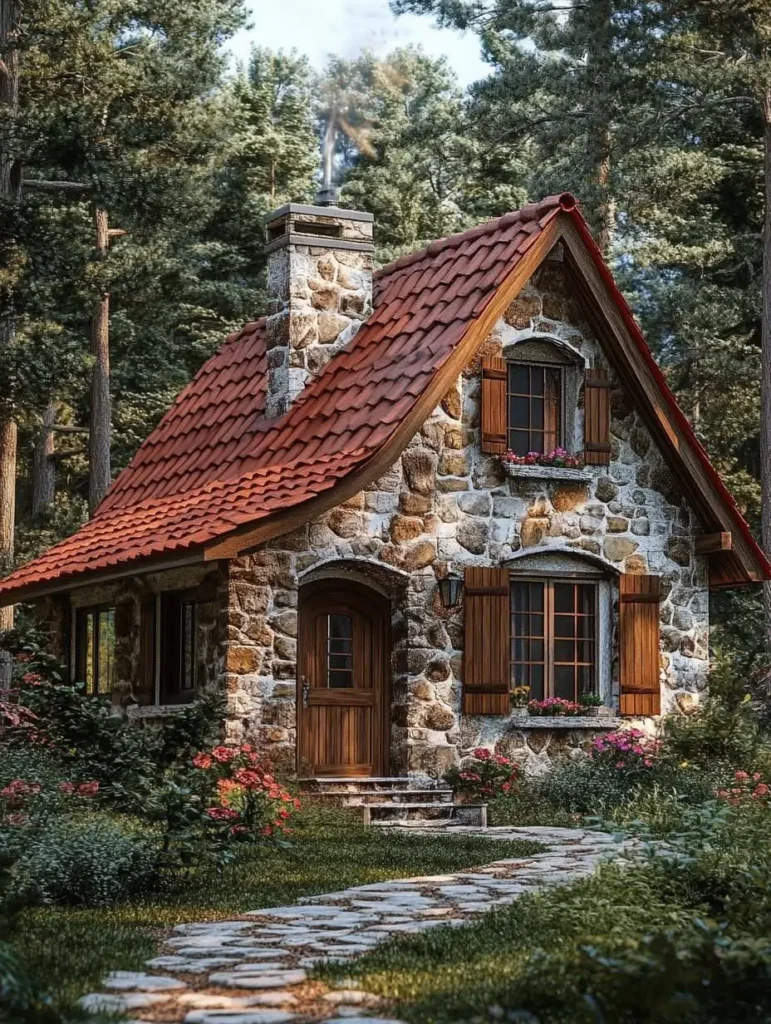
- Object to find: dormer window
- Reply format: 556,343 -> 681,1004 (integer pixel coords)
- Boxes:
507,363 -> 562,456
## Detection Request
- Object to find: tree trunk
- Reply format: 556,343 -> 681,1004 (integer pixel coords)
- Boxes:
89,205 -> 111,516
0,0 -> 21,684
32,403 -> 56,518
761,93 -> 771,653
586,0 -> 614,256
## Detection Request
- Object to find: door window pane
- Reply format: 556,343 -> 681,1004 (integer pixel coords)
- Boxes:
327,613 -> 354,688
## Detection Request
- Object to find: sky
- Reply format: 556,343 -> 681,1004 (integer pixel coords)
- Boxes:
227,0 -> 489,87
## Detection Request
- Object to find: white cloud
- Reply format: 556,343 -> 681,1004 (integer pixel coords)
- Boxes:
227,0 -> 488,86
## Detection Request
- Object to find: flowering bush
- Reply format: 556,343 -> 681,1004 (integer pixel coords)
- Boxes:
716,769 -> 771,807
511,686 -> 531,708
528,697 -> 583,717
502,447 -> 583,469
0,775 -> 100,828
589,728 -> 660,773
444,747 -> 519,800
148,744 -> 302,869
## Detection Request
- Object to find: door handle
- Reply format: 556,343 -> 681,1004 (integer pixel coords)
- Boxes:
301,675 -> 310,708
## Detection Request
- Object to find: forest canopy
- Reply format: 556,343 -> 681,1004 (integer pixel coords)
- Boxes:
1,0 -> 769,662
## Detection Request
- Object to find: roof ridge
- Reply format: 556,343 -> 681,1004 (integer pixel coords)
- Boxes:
374,193 -> 574,281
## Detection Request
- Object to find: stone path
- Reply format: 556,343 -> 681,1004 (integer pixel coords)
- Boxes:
79,825 -> 636,1024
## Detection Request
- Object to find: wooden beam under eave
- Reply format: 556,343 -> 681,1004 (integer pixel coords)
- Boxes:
695,532 -> 732,555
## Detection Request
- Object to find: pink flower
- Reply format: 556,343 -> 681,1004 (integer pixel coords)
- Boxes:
233,768 -> 262,789
58,782 -> 76,795
754,783 -> 770,798
212,746 -> 238,763
77,781 -> 99,797
735,770 -> 749,781
21,672 -> 44,685
473,748 -> 492,760
192,753 -> 213,769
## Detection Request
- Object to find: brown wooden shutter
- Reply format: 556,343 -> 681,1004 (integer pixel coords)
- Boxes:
584,368 -> 611,465
137,597 -> 156,706
481,357 -> 507,454
619,574 -> 661,716
463,566 -> 510,715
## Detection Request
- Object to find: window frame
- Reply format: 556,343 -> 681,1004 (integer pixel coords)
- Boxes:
510,574 -> 600,703
506,360 -> 565,456
74,605 -> 117,695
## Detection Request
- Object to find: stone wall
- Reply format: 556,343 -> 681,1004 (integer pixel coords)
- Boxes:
219,257 -> 710,776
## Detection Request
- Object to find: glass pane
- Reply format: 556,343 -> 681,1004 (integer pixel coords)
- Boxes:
529,664 -> 544,701
509,396 -> 529,429
513,613 -> 529,636
578,615 -> 595,639
528,639 -> 544,662
578,665 -> 594,695
329,653 -> 352,670
554,665 -> 575,700
329,614 -> 352,638
513,638 -> 526,662
514,663 -> 528,687
529,613 -> 544,637
554,583 -> 575,613
509,365 -> 529,394
578,585 -> 595,616
329,638 -> 352,655
530,397 -> 544,431
578,640 -> 594,664
554,639 -> 575,663
554,614 -> 575,638
97,609 -> 115,695
509,429 -> 529,456
529,583 -> 544,612
530,366 -> 544,394
329,670 -> 353,689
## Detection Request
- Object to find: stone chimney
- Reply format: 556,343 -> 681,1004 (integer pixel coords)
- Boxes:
263,196 -> 374,418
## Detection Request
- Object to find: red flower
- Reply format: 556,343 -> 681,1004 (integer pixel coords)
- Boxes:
262,825 -> 273,836
212,745 -> 238,763
206,806 -> 239,820
77,781 -> 99,797
230,824 -> 248,835
472,748 -> 492,760
58,782 -> 76,795
193,752 -> 213,769
21,672 -> 44,685
233,768 -> 262,788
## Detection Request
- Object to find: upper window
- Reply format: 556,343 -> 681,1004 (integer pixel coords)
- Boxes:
74,606 -> 116,694
507,363 -> 562,455
511,578 -> 596,702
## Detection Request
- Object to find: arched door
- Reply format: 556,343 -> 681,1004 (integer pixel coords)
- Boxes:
297,580 -> 389,778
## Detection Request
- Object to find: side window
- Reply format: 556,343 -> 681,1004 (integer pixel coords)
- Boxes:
507,363 -> 562,456
160,591 -> 199,704
74,606 -> 116,694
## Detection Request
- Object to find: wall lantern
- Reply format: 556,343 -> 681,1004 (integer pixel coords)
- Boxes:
438,574 -> 463,609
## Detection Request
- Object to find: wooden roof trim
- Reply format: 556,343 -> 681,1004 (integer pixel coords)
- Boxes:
203,216 -> 565,560
558,219 -> 769,586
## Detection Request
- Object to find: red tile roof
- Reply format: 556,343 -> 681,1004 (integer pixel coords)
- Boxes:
0,193 -> 768,601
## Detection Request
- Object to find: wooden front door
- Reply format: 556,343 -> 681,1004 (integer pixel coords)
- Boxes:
297,580 -> 389,778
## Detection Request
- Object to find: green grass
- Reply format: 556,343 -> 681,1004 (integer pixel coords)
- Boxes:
7,804 -> 541,1011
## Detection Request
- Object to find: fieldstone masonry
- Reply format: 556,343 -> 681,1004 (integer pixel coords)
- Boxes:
218,259 -> 710,777
33,251 -> 710,775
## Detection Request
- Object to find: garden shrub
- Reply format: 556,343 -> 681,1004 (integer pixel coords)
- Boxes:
8,814 -> 156,907
444,748 -> 519,801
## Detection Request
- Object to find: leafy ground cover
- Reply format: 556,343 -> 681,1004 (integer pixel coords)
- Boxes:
6,803 -> 538,1011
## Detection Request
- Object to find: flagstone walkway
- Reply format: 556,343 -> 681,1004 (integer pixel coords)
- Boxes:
79,825 -> 637,1024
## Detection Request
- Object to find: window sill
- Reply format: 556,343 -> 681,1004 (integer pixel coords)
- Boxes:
510,715 -> 622,730
502,463 -> 591,482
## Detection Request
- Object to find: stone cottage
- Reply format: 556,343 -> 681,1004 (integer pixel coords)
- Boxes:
1,192 -> 769,781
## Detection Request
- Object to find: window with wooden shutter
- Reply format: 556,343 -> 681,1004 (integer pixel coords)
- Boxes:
619,574 -> 661,715
584,368 -> 611,465
481,357 -> 507,454
463,566 -> 510,715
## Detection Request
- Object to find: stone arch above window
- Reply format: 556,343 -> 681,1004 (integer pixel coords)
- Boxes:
502,337 -> 585,457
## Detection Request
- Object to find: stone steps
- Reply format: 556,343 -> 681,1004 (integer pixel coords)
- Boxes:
301,777 -> 486,827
